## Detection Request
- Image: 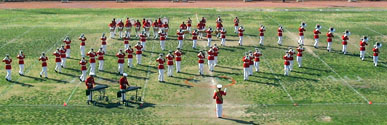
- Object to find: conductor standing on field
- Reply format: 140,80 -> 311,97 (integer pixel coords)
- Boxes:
213,84 -> 227,118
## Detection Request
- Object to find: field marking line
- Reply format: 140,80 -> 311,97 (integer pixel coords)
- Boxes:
140,41 -> 156,103
264,13 -> 369,103
246,36 -> 295,104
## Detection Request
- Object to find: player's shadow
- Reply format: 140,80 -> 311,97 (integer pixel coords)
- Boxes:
162,81 -> 192,88
22,75 -> 44,81
179,71 -> 199,76
247,79 -> 279,87
301,67 -> 330,73
22,75 -> 68,83
67,57 -> 81,60
221,47 -> 235,52
220,117 -> 257,125
251,75 -> 279,81
216,65 -> 240,70
46,77 -> 69,83
131,67 -> 156,73
99,70 -> 121,76
8,80 -> 34,87
65,67 -> 81,72
95,76 -> 117,83
60,72 -> 80,78
213,70 -> 241,75
292,70 -> 321,76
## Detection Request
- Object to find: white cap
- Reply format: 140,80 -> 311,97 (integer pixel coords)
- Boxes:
217,84 -> 222,89
123,73 -> 128,77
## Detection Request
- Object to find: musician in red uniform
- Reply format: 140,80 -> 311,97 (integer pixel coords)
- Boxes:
17,50 -> 25,75
187,18 -> 192,32
213,84 -> 227,118
134,20 -> 141,38
259,25 -> 266,46
283,52 -> 290,76
159,30 -> 167,51
242,52 -> 250,80
79,57 -> 87,82
63,36 -> 71,58
220,28 -> 227,46
197,22 -> 205,39
100,33 -> 107,52
152,19 -> 159,39
326,27 -> 335,52
248,51 -> 254,75
117,19 -> 124,38
278,26 -> 284,46
119,73 -> 130,102
313,24 -> 322,48
174,48 -> 182,73
38,53 -> 48,78
87,48 -> 97,75
59,46 -> 67,69
298,22 -> 307,45
53,48 -> 62,73
116,49 -> 125,75
192,29 -> 198,49
3,54 -> 12,81
198,51 -> 205,75
288,48 -> 295,71
166,51 -> 174,77
201,17 -> 206,24
207,48 -> 215,72
156,54 -> 165,82
179,22 -> 187,39
123,33 -> 130,50
85,74 -> 95,103
135,42 -> 143,65
373,42 -> 382,66
125,45 -> 134,68
109,18 -> 116,38
125,17 -> 132,37
206,27 -> 213,47
360,36 -> 369,61
177,29 -> 184,49
212,44 -> 219,66
162,22 -> 169,38
234,17 -> 239,33
143,20 -> 151,37
238,26 -> 245,46
215,16 -> 223,38
296,45 -> 304,68
341,30 -> 350,54
140,31 -> 147,50
79,33 -> 87,57
97,48 -> 105,71
253,48 -> 262,72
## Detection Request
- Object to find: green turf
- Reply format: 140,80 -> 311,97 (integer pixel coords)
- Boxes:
0,8 -> 387,124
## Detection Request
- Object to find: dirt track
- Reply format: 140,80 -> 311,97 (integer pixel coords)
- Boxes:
1,1 -> 387,9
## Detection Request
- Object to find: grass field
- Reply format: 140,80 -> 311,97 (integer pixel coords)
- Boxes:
1,8 -> 387,124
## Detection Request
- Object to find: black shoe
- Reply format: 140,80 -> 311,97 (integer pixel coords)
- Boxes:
61,66 -> 64,68
55,70 -> 58,73
5,78 -> 8,81
45,77 -> 48,79
40,75 -> 42,78
127,66 -> 130,68
314,46 -> 317,48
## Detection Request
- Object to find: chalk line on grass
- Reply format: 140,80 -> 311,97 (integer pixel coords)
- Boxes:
140,41 -> 156,103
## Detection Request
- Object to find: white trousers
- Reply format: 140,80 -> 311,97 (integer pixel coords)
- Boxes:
289,60 -> 294,71
284,65 -> 290,76
234,26 -> 238,32
167,65 -> 173,76
278,36 -> 282,45
125,31 -> 131,37
40,67 -> 48,77
55,62 -> 62,72
120,89 -> 126,101
373,56 -> 378,66
118,63 -> 124,74
98,60 -> 104,70
298,36 -> 304,45
61,58 -> 66,68
239,36 -> 243,45
221,38 -> 226,46
66,49 -> 71,58
136,54 -> 142,64
249,65 -> 253,75
216,104 -> 223,118
19,64 -> 24,75
89,63 -> 96,75
214,56 -> 218,66
127,58 -> 133,67
342,45 -> 347,54
199,63 -> 204,75
80,70 -> 86,81
314,38 -> 319,47
254,62 -> 260,72
160,40 -> 165,50
158,69 -> 164,81
360,51 -> 365,60
178,40 -> 183,48
327,42 -> 332,51
110,31 -> 114,38
192,40 -> 197,48
207,38 -> 212,47
6,69 -> 11,80
243,68 -> 249,80
176,61 -> 181,72
297,56 -> 302,67
119,31 -> 123,38
101,45 -> 106,52
188,27 -> 191,32
259,36 -> 264,45
80,46 -> 85,57
141,42 -> 146,51
124,44 -> 129,50
208,60 -> 214,71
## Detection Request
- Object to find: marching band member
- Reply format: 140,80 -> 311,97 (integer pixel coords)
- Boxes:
220,28 -> 227,46
234,17 -> 239,33
213,84 -> 227,118
142,18 -> 146,25
283,52 -> 290,76
326,27 -> 335,52
192,29 -> 198,49
162,22 -> 169,38
152,19 -> 159,39
242,52 -> 250,80
125,45 -> 134,68
342,30 -> 350,54
63,36 -> 71,58
360,36 -> 369,61
238,26 -> 245,46
135,42 -> 143,65
123,33 -> 130,50
117,19 -> 124,38
116,49 -> 125,75
207,48 -> 215,72
143,19 -> 151,37
206,27 -> 213,47
134,20 -> 141,38
213,44 -> 219,66
259,25 -> 266,46
87,48 -> 97,75
119,73 -> 130,102
79,57 -> 87,82
140,31 -> 147,50
253,48 -> 262,72
179,22 -> 187,39
159,30 -> 167,51
97,48 -> 105,71
166,51 -> 174,77
100,33 -> 107,52
216,16 -> 223,38
197,21 -> 205,39
201,17 -> 207,24
298,22 -> 307,45
313,24 -> 321,48
79,33 -> 87,57
59,45 -> 67,68
187,18 -> 192,32
39,52 -> 48,78
17,50 -> 25,75
2,54 -> 12,81
177,29 -> 184,49
288,48 -> 295,71
174,48 -> 182,73
373,42 -> 382,66
156,53 -> 165,82
198,51 -> 205,75
125,17 -> 132,37
85,74 -> 95,103
248,51 -> 254,75
278,26 -> 283,46
296,45 -> 304,68
53,48 -> 61,73
109,18 -> 116,38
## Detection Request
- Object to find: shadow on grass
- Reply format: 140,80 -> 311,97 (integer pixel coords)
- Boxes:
132,67 -> 156,73
65,67 -> 81,72
23,75 -> 68,83
66,57 -> 81,60
137,102 -> 156,109
216,65 -> 240,70
162,81 -> 192,88
60,72 -> 79,78
301,67 -> 330,73
261,71 -> 318,82
292,70 -> 321,76
246,79 -> 279,87
94,102 -> 123,109
213,70 -> 241,75
9,80 -> 34,87
22,75 -> 44,81
99,70 -> 120,76
251,74 -> 279,81
220,117 -> 257,125
95,76 -> 117,83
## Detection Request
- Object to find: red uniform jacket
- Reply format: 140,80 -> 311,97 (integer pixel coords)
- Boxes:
143,22 -> 150,28
313,29 -> 321,39
187,20 -> 192,27
234,19 -> 239,26
198,54 -> 205,64
140,34 -> 146,42
243,56 -> 250,68
278,29 -> 283,37
174,51 -> 182,61
159,33 -> 166,41
213,47 -> 219,56
259,28 -> 265,36
297,48 -> 304,57
156,58 -> 165,69
326,32 -> 334,42
101,37 -> 107,45
97,51 -> 104,60
135,45 -> 143,54
162,23 -> 169,29
299,27 -> 306,36
119,77 -> 129,89
124,37 -> 129,44
53,52 -> 61,62
283,56 -> 290,65
39,56 -> 48,67
125,48 -> 134,58
289,51 -> 294,60
166,55 -> 174,65
177,32 -> 184,40
206,30 -> 213,38
180,24 -> 187,30
221,31 -> 226,38
125,20 -> 132,27
64,40 -> 71,49
85,76 -> 95,89
117,21 -> 124,28
17,54 -> 25,64
87,52 -> 96,63
192,32 -> 198,40
197,23 -> 204,30
342,35 -> 349,45
253,52 -> 262,62
135,22 -> 141,28
59,49 -> 66,58
116,53 -> 125,64
213,90 -> 226,104
2,59 -> 12,70
238,29 -> 244,36
216,23 -> 223,29
79,37 -> 87,46
79,60 -> 87,71
207,50 -> 214,60
373,48 -> 379,56
152,22 -> 159,28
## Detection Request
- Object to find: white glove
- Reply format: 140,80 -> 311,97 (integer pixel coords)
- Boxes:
224,88 -> 227,92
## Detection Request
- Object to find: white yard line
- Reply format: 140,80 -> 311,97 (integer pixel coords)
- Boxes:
264,14 -> 370,103
140,42 -> 156,103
